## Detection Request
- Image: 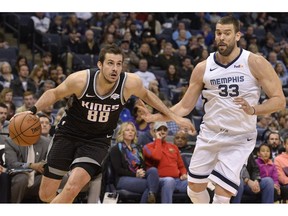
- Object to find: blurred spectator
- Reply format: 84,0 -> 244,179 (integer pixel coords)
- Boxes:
36,113 -> 52,139
0,61 -> 14,90
49,15 -> 67,35
160,64 -> 181,102
137,43 -> 156,68
28,65 -> 46,93
15,91 -> 36,113
131,103 -> 151,134
137,122 -> 155,147
178,56 -> 194,85
99,33 -> 115,50
155,42 -> 178,70
274,62 -> 288,88
0,102 -> 9,144
11,55 -> 29,78
89,12 -> 107,31
174,29 -> 190,48
268,51 -> 288,74
35,79 -> 55,100
0,32 -> 9,49
10,64 -> 37,97
120,39 -> 139,71
65,13 -> 86,36
266,131 -> 285,160
79,29 -> 100,55
174,129 -> 193,153
141,30 -> 159,55
143,13 -> 162,36
0,97 -> 15,121
187,36 -> 203,65
60,29 -> 81,73
172,21 -> 192,42
134,59 -> 158,89
274,137 -> 288,203
175,45 -> 191,67
29,13 -> 51,51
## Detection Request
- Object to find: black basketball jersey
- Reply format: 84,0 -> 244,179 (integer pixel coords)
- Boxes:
57,68 -> 127,139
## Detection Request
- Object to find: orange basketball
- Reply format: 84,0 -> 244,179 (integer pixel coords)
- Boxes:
9,113 -> 42,146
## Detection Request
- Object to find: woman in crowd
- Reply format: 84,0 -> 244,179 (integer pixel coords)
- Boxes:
109,121 -> 159,203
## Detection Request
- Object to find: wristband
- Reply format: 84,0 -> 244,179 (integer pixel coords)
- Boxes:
29,106 -> 37,115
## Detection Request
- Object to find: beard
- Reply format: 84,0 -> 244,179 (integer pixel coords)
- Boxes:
217,41 -> 235,56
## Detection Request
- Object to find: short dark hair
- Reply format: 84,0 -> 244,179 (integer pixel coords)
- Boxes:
0,102 -> 8,110
217,15 -> 240,33
98,43 -> 124,64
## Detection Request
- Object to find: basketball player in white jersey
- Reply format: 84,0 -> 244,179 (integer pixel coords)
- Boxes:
139,16 -> 286,203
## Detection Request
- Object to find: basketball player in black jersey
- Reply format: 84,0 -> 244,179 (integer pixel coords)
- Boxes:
19,44 -> 195,203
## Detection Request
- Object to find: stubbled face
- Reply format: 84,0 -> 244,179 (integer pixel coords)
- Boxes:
215,23 -> 239,56
268,133 -> 281,149
98,53 -> 123,84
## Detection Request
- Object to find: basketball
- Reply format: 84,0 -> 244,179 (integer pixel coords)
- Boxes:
9,113 -> 42,146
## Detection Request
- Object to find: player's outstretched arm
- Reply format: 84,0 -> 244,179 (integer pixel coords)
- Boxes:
125,73 -> 195,133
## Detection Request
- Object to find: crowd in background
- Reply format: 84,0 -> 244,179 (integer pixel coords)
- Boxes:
1,12 -> 288,203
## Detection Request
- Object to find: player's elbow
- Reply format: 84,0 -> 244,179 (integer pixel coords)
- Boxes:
279,95 -> 286,110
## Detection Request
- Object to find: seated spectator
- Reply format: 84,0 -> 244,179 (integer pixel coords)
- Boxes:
0,88 -> 15,120
134,58 -> 160,97
137,122 -> 155,147
0,103 -> 9,144
0,61 -> 14,90
255,143 -> 281,201
36,113 -> 52,139
137,43 -> 156,68
11,55 -> 29,78
0,164 -> 10,203
231,153 -> 276,203
10,64 -> 37,98
28,65 -> 46,93
49,14 -> 67,35
274,137 -> 288,203
79,29 -> 100,55
131,99 -> 151,134
159,64 -> 182,102
15,91 -> 36,113
109,122 -> 159,203
155,42 -> 179,70
174,129 -> 194,154
266,131 -> 285,160
4,134 -> 51,203
143,121 -> 188,203
120,39 -> 139,71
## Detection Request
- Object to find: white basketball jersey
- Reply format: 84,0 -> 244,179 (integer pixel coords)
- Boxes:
202,49 -> 260,134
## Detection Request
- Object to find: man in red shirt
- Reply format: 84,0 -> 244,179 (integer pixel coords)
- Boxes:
143,121 -> 187,203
